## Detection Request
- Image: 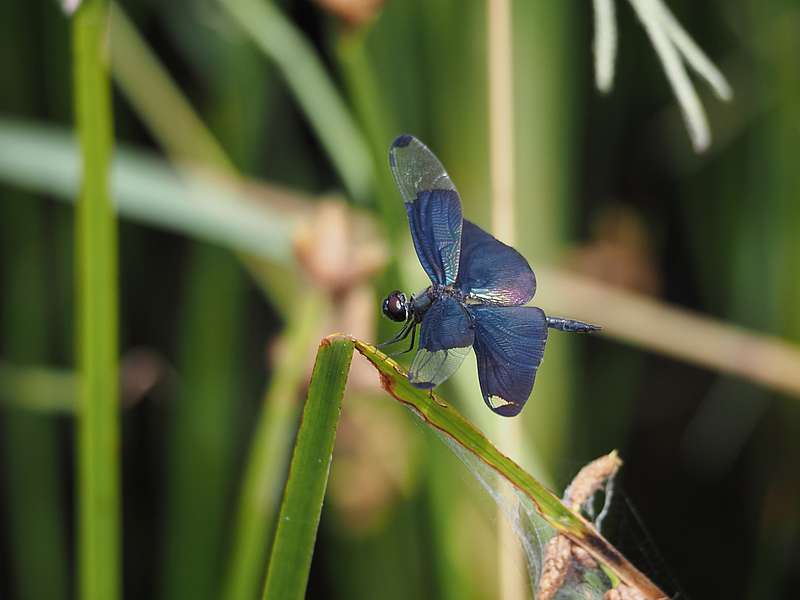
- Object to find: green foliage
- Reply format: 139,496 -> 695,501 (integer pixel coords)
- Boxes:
258,335 -> 666,599
161,245 -> 247,600
262,337 -> 353,600
1,2 -> 799,600
349,337 -> 665,598
223,293 -> 326,600
220,0 -> 373,201
0,119 -> 301,264
72,1 -> 120,599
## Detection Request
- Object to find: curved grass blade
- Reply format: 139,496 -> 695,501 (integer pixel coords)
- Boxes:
261,337 -> 353,600
108,3 -> 232,170
220,0 -> 373,202
346,335 -> 668,600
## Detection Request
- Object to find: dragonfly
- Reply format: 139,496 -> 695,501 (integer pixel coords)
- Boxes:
380,135 -> 601,417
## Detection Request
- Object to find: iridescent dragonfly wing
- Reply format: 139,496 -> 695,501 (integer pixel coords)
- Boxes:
389,135 -> 463,285
471,305 -> 548,416
408,296 -> 474,389
456,219 -> 536,306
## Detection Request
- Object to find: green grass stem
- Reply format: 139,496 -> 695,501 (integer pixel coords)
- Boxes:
161,245 -> 247,600
334,31 -> 404,236
108,4 -> 232,170
103,9 -> 308,315
71,1 -> 120,598
260,334 -> 666,599
0,199 -> 69,600
224,293 -> 326,600
220,0 -> 373,202
0,7 -> 70,593
261,336 -> 353,600
512,2 -> 579,470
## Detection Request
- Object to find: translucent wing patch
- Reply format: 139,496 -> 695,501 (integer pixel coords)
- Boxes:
472,306 -> 548,417
408,346 -> 471,390
408,296 -> 474,388
457,220 -> 536,306
390,135 -> 463,285
389,135 -> 458,204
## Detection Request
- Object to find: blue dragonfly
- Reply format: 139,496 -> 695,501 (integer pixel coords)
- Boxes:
380,135 -> 600,417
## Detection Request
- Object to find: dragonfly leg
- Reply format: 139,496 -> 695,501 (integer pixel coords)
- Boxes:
391,323 -> 417,356
546,316 -> 602,334
378,318 -> 415,348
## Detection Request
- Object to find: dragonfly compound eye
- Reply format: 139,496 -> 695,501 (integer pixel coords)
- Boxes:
382,291 -> 408,322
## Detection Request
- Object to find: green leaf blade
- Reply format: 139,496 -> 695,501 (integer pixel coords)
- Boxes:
224,293 -> 327,600
262,336 -> 354,600
350,337 -> 668,600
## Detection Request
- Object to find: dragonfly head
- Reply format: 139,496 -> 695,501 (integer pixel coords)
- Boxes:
382,290 -> 409,322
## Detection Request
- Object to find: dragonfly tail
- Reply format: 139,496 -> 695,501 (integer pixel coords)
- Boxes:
546,316 -> 602,334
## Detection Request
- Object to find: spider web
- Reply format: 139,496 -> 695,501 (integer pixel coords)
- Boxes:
433,430 -> 614,599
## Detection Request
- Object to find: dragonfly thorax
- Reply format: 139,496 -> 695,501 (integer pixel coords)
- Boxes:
407,284 -> 467,321
428,284 -> 467,303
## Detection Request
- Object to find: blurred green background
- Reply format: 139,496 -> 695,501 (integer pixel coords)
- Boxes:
1,0 -> 799,598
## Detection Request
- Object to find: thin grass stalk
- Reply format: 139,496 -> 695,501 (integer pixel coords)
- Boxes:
534,265 -> 800,397
488,0 -> 515,247
628,0 -> 710,152
512,2 -> 577,473
167,24 -> 274,598
0,5 -> 69,597
108,3 -> 232,170
219,0 -> 373,202
321,490 -> 427,600
487,0 -> 527,597
593,0 -> 617,93
408,4 -> 501,595
0,416 -> 68,597
425,447 -> 478,600
223,293 -> 326,600
0,199 -> 69,600
261,337 -> 354,600
106,6 -> 307,313
161,245 -> 246,600
72,1 -> 120,598
332,30 -> 409,348
744,2 -> 800,593
334,31 -> 404,240
204,14 -> 271,173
